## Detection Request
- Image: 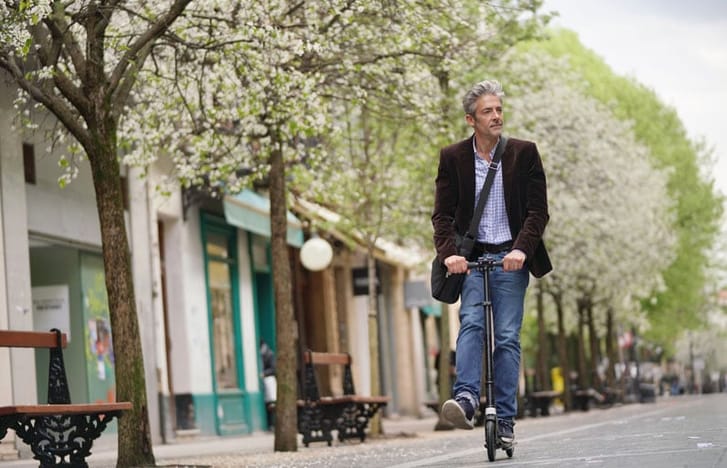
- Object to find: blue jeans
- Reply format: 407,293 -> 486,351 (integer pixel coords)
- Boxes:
453,252 -> 529,420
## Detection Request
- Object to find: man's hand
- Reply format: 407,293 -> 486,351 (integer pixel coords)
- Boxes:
444,255 -> 469,274
503,249 -> 526,271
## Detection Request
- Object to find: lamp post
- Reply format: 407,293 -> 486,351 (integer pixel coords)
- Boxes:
688,331 -> 695,394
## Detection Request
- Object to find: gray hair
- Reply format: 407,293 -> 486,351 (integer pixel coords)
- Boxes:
462,80 -> 505,115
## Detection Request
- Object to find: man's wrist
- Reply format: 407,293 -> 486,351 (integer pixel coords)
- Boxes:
512,248 -> 527,259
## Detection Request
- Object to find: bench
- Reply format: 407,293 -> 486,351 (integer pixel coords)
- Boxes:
298,350 -> 389,447
0,329 -> 132,467
598,386 -> 623,407
572,387 -> 608,411
526,390 -> 562,417
638,383 -> 656,403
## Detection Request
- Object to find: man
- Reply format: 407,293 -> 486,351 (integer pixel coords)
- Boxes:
431,79 -> 551,446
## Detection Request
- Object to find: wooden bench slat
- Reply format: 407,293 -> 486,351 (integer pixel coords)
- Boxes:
531,390 -> 562,398
348,395 -> 390,404
305,351 -> 350,366
0,330 -> 67,349
319,396 -> 353,403
0,402 -> 132,417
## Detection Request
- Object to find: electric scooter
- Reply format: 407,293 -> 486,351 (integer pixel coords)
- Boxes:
467,257 -> 514,462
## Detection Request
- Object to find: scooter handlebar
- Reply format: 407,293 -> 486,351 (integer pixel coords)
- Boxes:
467,259 -> 504,270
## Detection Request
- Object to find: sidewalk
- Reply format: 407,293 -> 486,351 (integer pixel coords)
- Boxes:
155,414 -> 443,466
0,414 -> 443,467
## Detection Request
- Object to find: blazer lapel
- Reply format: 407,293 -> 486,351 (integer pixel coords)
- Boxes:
459,136 -> 476,217
500,139 -> 514,214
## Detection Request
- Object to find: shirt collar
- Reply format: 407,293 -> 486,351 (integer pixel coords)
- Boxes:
472,136 -> 500,159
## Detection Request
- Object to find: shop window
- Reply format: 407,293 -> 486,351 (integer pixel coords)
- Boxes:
23,143 -> 36,184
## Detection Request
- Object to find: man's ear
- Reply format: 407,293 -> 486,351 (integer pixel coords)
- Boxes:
465,113 -> 475,127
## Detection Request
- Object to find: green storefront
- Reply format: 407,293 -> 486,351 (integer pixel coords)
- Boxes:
193,190 -> 302,435
29,245 -> 119,432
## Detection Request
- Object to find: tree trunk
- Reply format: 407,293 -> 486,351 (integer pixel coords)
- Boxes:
367,252 -> 382,436
269,144 -> 298,451
586,300 -> 601,389
605,307 -> 617,389
553,292 -> 571,411
535,283 -> 549,391
88,140 -> 155,467
576,298 -> 588,389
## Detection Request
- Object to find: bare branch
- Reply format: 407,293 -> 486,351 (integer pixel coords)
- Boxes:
42,7 -> 87,80
0,55 -> 91,151
108,0 -> 193,109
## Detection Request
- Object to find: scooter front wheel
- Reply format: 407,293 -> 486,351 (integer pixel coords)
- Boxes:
484,419 -> 496,461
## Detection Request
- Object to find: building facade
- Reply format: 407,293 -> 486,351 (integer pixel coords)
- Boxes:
0,78 -> 435,459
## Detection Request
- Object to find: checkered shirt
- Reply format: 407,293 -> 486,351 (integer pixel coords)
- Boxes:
473,139 -> 512,244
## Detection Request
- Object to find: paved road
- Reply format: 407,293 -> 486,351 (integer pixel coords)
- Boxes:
2,393 -> 725,467
388,393 -> 727,468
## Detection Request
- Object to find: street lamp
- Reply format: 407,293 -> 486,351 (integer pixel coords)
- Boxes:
300,235 -> 333,271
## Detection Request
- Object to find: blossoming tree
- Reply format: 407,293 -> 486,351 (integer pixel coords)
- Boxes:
502,50 -> 675,404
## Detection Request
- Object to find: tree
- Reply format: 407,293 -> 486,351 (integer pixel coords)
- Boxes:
529,30 -> 725,352
1,1 -> 193,465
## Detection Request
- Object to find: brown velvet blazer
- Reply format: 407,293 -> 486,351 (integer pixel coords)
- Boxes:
432,135 -> 552,278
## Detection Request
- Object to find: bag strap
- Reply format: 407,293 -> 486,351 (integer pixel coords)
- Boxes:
458,136 -> 508,256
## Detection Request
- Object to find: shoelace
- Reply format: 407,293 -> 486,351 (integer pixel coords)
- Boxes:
499,420 -> 514,434
455,396 -> 475,417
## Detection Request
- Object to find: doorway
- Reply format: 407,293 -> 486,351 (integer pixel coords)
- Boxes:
201,214 -> 249,435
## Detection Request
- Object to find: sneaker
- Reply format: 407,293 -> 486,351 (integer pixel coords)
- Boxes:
498,418 -> 515,446
441,396 -> 475,430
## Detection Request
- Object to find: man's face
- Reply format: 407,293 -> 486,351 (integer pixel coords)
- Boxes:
465,94 -> 503,140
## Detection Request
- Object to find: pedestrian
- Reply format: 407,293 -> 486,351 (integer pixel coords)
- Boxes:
259,340 -> 276,430
431,79 -> 551,447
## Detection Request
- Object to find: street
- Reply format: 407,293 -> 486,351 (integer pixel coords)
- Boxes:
158,393 -> 727,467
2,393 -> 725,467
388,393 -> 727,468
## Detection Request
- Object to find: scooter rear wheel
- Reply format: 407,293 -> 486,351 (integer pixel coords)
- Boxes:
485,419 -> 496,461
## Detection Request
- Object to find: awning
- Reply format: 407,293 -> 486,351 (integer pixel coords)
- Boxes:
420,303 -> 442,317
290,195 -> 428,268
223,190 -> 304,247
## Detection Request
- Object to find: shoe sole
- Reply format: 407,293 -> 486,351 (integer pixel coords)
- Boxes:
498,437 -> 515,449
441,400 -> 474,430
